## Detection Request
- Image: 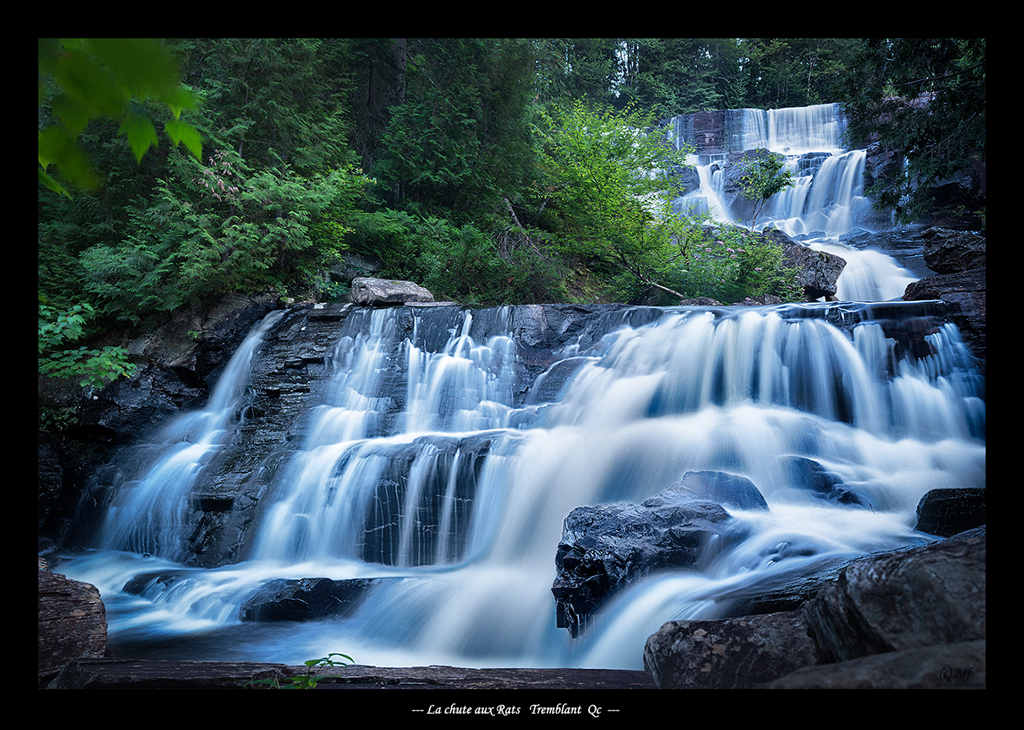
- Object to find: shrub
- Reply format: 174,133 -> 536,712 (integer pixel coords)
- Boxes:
79,150 -> 372,323
38,299 -> 136,388
737,149 -> 794,230
681,226 -> 802,303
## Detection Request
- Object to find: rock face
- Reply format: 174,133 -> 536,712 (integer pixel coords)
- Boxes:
551,477 -> 742,637
38,559 -> 108,679
349,277 -> 434,305
901,226 -> 985,371
643,611 -> 819,690
239,577 -> 385,622
920,228 -> 986,274
45,301 -> 355,565
642,530 -> 986,689
903,267 -> 985,372
38,294 -> 281,550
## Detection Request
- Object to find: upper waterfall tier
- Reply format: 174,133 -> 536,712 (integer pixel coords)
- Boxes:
666,103 -> 848,161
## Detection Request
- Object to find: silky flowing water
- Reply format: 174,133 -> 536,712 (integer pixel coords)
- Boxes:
54,104 -> 986,671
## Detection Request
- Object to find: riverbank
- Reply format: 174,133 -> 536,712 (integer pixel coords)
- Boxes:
42,659 -> 657,690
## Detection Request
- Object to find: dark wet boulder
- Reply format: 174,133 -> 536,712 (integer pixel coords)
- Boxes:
914,488 -> 986,537
239,577 -> 385,622
779,456 -> 871,507
552,483 -> 735,637
672,470 -> 769,511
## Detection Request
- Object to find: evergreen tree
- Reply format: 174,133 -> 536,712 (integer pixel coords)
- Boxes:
843,37 -> 985,224
372,38 -> 538,224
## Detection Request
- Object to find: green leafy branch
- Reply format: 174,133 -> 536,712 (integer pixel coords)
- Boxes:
245,653 -> 354,690
38,38 -> 202,197
38,299 -> 136,388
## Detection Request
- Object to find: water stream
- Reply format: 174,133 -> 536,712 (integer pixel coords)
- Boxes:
54,104 -> 985,672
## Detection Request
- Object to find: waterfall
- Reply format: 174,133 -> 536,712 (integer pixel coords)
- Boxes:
96,310 -> 284,562
59,298 -> 984,670
767,103 -> 847,155
52,102 -> 982,673
668,102 -> 913,302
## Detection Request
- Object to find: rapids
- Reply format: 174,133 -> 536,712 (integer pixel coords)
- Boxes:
54,103 -> 985,671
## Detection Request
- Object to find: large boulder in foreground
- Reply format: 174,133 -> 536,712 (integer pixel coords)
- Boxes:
802,531 -> 985,664
643,531 -> 985,689
38,559 -> 108,679
350,277 -> 434,305
644,610 -> 818,690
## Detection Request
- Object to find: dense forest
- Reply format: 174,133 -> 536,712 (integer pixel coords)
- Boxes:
38,38 -> 985,388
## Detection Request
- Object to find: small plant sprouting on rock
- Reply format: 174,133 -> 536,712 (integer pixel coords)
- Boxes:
245,652 -> 354,690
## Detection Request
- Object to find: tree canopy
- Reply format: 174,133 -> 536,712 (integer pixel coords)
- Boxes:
38,36 -> 985,376
842,38 -> 986,224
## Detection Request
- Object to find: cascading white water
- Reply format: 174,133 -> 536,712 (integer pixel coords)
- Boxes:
97,310 -> 285,562
767,103 -> 846,155
52,102 -> 982,674
59,298 -> 984,670
675,102 -> 914,303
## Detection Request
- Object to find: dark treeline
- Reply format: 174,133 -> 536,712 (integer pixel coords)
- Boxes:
39,38 -> 985,386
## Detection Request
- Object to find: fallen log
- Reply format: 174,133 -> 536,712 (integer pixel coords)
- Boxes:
44,658 -> 657,690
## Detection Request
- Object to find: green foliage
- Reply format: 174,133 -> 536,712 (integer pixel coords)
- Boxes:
79,149 -> 373,322
38,299 -> 136,388
737,149 -> 795,230
680,225 -> 802,304
532,38 -> 861,118
36,37 -> 890,334
534,97 -> 694,300
419,219 -> 567,305
167,38 -> 356,175
38,404 -> 80,434
347,209 -> 566,305
244,652 -> 354,690
372,39 -> 538,225
843,38 -> 985,225
38,38 -> 202,196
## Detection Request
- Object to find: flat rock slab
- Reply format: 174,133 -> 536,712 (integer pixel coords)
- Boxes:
44,658 -> 656,690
